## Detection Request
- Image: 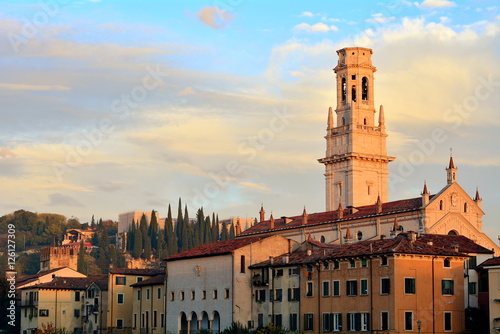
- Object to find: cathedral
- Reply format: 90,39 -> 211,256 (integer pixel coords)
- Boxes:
239,47 -> 500,255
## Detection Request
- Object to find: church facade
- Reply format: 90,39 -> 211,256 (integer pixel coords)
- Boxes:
239,47 -> 499,256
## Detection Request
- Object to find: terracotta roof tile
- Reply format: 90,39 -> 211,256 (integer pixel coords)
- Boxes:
418,234 -> 493,254
23,275 -> 105,291
109,268 -> 163,276
131,274 -> 165,287
239,197 -> 428,237
479,257 -> 500,267
165,236 -> 269,262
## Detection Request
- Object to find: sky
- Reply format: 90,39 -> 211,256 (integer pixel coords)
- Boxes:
0,0 -> 499,240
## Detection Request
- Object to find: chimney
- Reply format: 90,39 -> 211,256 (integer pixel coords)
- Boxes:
474,187 -> 482,209
380,234 -> 386,240
235,219 -> 241,235
376,195 -> 382,214
452,244 -> 459,252
407,231 -> 417,242
427,241 -> 433,246
283,255 -> 289,264
307,249 -> 312,256
269,256 -> 274,265
390,217 -> 400,238
338,203 -> 344,219
269,214 -> 275,230
421,181 -> 430,207
344,227 -> 353,244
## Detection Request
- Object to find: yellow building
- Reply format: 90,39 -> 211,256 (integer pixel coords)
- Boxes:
130,274 -> 166,334
477,257 -> 500,334
107,268 -> 163,333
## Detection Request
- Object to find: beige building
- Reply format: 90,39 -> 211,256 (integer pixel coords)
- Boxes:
165,235 -> 295,333
130,274 -> 166,334
118,211 -> 163,234
107,268 -> 163,332
478,257 -> 500,334
83,275 -> 109,334
240,47 -> 500,257
16,267 -> 86,290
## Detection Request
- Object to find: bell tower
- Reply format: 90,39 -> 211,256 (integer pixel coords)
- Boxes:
319,47 -> 395,211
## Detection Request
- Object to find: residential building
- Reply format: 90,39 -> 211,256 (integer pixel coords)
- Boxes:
477,257 -> 500,334
83,275 -> 109,334
16,267 -> 86,290
130,274 -> 166,334
107,268 -> 163,332
164,235 -> 295,333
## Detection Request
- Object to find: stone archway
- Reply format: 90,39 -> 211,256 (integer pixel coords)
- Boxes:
211,311 -> 221,333
190,312 -> 198,334
179,312 -> 188,334
200,311 -> 209,331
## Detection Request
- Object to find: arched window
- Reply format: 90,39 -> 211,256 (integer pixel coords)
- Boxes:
320,235 -> 326,243
357,231 -> 363,240
362,77 -> 368,100
363,118 -> 367,125
351,85 -> 357,102
341,78 -> 347,102
439,200 -> 443,210
464,202 -> 467,213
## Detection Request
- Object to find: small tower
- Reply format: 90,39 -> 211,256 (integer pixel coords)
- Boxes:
269,213 -> 275,230
446,155 -> 457,185
344,227 -> 353,244
474,187 -> 482,209
375,195 -> 382,214
302,207 -> 308,225
390,217 -> 400,238
421,181 -> 430,207
337,203 -> 344,219
259,204 -> 265,222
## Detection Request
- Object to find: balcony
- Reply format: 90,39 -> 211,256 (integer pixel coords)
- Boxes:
21,300 -> 38,307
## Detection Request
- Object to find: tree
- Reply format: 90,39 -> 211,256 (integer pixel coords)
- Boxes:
133,226 -> 142,259
165,204 -> 177,255
142,234 -> 152,260
148,210 -> 159,252
176,198 -> 184,252
229,223 -> 235,239
220,222 -> 229,241
77,240 -> 87,275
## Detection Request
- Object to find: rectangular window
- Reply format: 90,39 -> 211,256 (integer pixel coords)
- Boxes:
157,288 -> 162,299
288,288 -> 300,301
134,314 -> 137,328
442,279 -> 454,295
332,313 -> 342,331
240,255 -> 246,273
274,289 -> 282,302
444,312 -> 452,331
225,288 -> 230,299
117,293 -> 124,304
304,313 -> 314,331
276,269 -> 283,277
170,291 -> 174,301
153,310 -> 157,328
333,280 -> 340,296
202,290 -> 206,300
333,261 -> 340,270
381,278 -> 390,295
361,259 -> 368,267
75,291 -> 80,302
380,256 -> 388,266
137,290 -> 141,301
180,291 -> 185,301
322,281 -> 330,297
137,277 -> 143,282
322,313 -> 331,332
347,313 -> 356,331
469,256 -> 477,269
258,314 -> 264,328
116,319 -> 123,329
306,282 -> 314,297
274,314 -> 282,327
479,272 -> 488,293
115,276 -> 126,285
191,290 -> 195,300
360,279 -> 368,295
381,312 -> 389,331
74,309 -> 80,318
39,309 -> 49,317
404,312 -> 413,331
349,259 -> 356,268
255,289 -> 266,302
161,313 -> 164,328
405,278 -> 416,294
361,313 -> 369,331
347,280 -> 357,296
146,288 -> 150,300
468,282 -> 476,294
289,313 -> 298,331
289,267 -> 299,276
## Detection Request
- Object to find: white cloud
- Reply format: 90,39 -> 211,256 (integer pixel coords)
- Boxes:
293,22 -> 338,33
366,13 -> 395,23
419,0 -> 456,8
0,148 -> 16,158
299,11 -> 316,17
197,6 -> 234,29
0,83 -> 71,91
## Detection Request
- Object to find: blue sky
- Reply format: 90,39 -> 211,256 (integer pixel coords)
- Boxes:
1,0 -> 499,240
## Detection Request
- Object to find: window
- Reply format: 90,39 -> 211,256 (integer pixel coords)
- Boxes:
134,314 -> 137,328
444,258 -> 451,267
440,200 -> 443,210
115,276 -> 126,285
157,288 -> 162,299
469,256 -> 477,269
289,267 -> 299,276
306,282 -> 314,297
75,291 -> 80,302
190,290 -> 195,300
146,288 -> 150,300
153,310 -> 157,328
322,313 -> 331,332
39,309 -> 49,317
381,278 -> 390,294
361,279 -> 368,295
202,290 -> 206,299
225,288 -> 230,299
137,290 -> 141,301
255,289 -> 266,302
322,262 -> 329,271
333,261 -> 340,270
288,287 -> 300,301
349,259 -> 356,268
444,312 -> 452,331
322,281 -> 330,297
274,314 -> 282,327
468,282 -> 476,294
341,78 -> 347,102
347,280 -> 357,296
361,313 -> 369,331
161,313 -> 164,328
381,312 -> 389,331
290,314 -> 298,331
464,202 -> 468,213
169,291 -> 174,301
74,309 -> 80,318
137,277 -> 143,282
479,272 -> 488,292
362,77 -> 368,100
273,289 -> 282,302
351,85 -> 357,102
332,313 -> 342,331
442,279 -> 454,295
240,255 -> 246,273
333,280 -> 340,296
258,314 -> 264,328
380,256 -> 388,266
304,313 -> 314,331
117,293 -> 124,304
405,278 -> 416,294
116,319 -> 123,329
357,231 -> 363,240
347,313 -> 356,331
404,312 -> 413,331
180,291 -> 185,300
276,269 -> 283,277
361,259 -> 368,267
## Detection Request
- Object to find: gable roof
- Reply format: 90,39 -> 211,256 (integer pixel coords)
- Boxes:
16,267 -> 83,287
418,234 -> 493,254
239,197 -> 428,237
109,268 -> 163,276
165,236 -> 270,262
22,275 -> 105,291
250,234 -> 469,268
131,274 -> 165,287
479,257 -> 500,267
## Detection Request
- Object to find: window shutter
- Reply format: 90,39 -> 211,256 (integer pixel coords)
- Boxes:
355,313 -> 361,331
288,288 -> 292,301
347,313 -> 351,330
339,313 -> 342,330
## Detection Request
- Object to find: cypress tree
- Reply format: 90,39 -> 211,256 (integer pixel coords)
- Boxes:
176,198 -> 184,252
149,210 -> 159,252
143,234 -> 152,260
133,226 -> 143,259
221,221 -> 229,241
229,223 -> 235,239
183,205 -> 190,251
165,204 -> 177,255
77,240 -> 87,275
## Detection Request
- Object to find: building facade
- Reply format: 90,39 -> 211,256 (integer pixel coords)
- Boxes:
130,274 -> 166,334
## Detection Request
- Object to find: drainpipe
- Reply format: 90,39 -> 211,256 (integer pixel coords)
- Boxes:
432,256 -> 436,334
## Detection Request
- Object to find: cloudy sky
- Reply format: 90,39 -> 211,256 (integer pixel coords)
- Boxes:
1,0 -> 499,239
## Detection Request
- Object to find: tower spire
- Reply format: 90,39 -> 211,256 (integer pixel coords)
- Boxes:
446,151 -> 457,184
327,106 -> 334,129
378,105 -> 385,128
